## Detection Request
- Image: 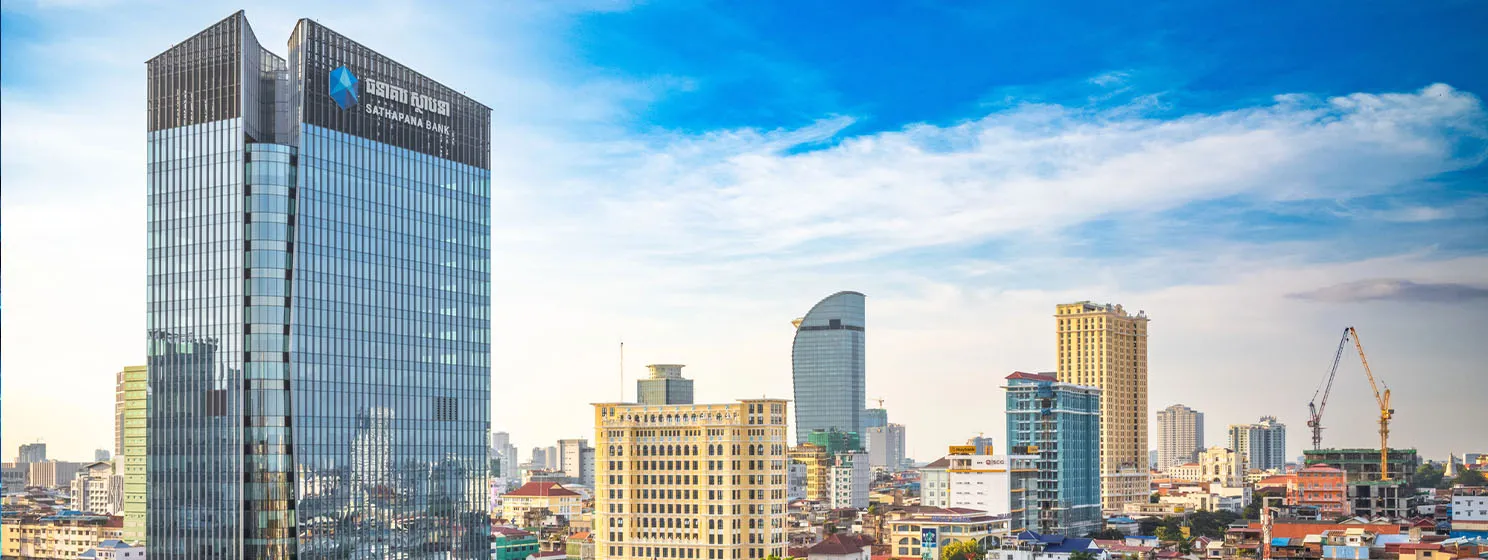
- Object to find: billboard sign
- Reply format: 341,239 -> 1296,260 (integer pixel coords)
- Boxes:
921,527 -> 939,560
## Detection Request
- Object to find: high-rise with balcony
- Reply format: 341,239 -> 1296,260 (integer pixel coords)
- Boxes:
791,291 -> 866,443
1003,371 -> 1101,537
593,399 -> 790,560
1229,417 -> 1288,471
146,12 -> 491,557
1055,301 -> 1149,511
1156,404 -> 1205,471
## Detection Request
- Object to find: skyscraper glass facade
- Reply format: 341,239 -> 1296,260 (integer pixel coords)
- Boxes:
147,12 -> 491,558
790,291 -> 866,444
1003,372 -> 1101,537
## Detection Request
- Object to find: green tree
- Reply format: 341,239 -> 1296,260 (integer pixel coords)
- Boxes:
1454,469 -> 1488,487
1086,529 -> 1127,540
1150,493 -> 1161,504
1156,526 -> 1184,543
1070,552 -> 1098,560
1415,463 -> 1446,489
941,540 -> 983,560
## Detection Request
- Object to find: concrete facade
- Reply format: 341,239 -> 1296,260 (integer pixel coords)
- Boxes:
1055,301 -> 1149,512
1156,404 -> 1205,471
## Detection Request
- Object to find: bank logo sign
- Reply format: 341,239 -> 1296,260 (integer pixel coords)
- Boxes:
328,64 -> 453,136
329,66 -> 360,110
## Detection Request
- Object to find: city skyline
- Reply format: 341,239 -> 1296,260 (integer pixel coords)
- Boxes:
5,0 -> 1488,467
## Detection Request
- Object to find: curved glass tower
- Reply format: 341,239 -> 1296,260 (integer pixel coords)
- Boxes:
146,12 -> 491,558
790,291 -> 866,444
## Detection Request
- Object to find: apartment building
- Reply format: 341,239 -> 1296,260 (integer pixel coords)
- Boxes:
594,399 -> 790,560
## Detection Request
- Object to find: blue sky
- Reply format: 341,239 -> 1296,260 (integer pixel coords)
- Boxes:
3,0 -> 1487,461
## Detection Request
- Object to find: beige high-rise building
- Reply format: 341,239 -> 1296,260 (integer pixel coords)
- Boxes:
594,399 -> 789,560
1056,301 -> 1150,511
118,364 -> 148,544
1156,404 -> 1205,471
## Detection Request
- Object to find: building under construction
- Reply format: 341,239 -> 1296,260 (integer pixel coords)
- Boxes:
1304,448 -> 1420,483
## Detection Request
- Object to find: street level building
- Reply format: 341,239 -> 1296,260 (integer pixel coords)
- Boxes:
502,481 -> 583,526
1156,404 -> 1205,471
1054,301 -> 1149,512
884,507 -> 1009,560
792,291 -> 867,443
146,12 -> 492,556
1,512 -> 124,559
1003,371 -> 1102,537
638,364 -> 695,406
593,399 -> 790,560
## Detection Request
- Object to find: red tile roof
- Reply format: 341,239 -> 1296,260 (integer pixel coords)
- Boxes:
504,481 -> 580,498
493,526 -> 534,538
807,533 -> 876,555
1006,371 -> 1057,382
923,457 -> 950,469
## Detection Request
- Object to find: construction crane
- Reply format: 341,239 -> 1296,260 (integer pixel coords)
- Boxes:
1305,326 -> 1394,480
1306,328 -> 1351,450
1349,327 -> 1394,481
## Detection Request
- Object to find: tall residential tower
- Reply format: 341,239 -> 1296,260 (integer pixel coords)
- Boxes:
1003,371 -> 1102,537
791,291 -> 866,444
1155,404 -> 1205,471
1229,416 -> 1288,471
1055,301 -> 1149,511
146,12 -> 491,557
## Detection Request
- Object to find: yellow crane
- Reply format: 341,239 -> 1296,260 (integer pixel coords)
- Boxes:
1347,327 -> 1394,481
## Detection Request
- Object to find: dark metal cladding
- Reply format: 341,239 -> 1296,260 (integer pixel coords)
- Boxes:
291,19 -> 491,169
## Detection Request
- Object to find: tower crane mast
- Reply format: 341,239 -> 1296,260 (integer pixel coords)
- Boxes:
1348,327 -> 1394,481
1305,326 -> 1394,481
1307,328 -> 1350,450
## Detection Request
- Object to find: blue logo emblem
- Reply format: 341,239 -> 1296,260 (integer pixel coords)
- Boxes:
329,66 -> 360,110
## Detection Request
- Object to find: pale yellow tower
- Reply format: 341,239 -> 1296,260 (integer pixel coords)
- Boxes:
1056,301 -> 1150,511
594,399 -> 790,560
118,365 -> 148,544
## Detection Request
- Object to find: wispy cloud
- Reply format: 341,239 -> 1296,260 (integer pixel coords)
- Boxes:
556,84 -> 1488,267
1288,279 -> 1488,303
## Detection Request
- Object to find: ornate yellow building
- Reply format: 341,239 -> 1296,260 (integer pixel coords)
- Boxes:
594,399 -> 790,560
787,443 -> 830,502
1056,301 -> 1150,511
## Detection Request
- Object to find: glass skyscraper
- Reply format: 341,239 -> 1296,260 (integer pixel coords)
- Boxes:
1003,372 -> 1101,537
146,12 -> 491,558
790,291 -> 866,444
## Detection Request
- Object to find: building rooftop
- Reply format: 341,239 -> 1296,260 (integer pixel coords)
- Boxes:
1006,371 -> 1057,382
504,482 -> 580,498
806,533 -> 876,555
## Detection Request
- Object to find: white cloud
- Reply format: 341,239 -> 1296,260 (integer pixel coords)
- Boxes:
3,0 -> 1487,461
547,84 -> 1488,265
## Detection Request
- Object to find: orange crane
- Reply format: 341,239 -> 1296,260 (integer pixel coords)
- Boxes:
1306,326 -> 1394,480
1348,327 -> 1394,481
